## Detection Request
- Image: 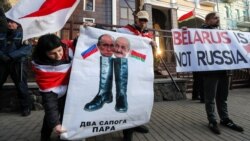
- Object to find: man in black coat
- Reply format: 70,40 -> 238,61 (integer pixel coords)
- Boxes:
201,12 -> 243,134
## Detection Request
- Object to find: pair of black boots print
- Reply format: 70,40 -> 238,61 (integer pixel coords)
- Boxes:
84,56 -> 128,113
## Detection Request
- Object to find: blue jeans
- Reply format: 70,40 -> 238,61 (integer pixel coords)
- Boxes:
0,61 -> 30,111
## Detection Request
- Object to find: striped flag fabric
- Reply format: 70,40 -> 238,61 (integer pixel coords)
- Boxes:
130,50 -> 146,62
178,9 -> 195,23
5,0 -> 80,40
32,61 -> 71,97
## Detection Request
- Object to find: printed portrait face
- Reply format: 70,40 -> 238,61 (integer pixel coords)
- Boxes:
114,37 -> 130,58
97,34 -> 114,57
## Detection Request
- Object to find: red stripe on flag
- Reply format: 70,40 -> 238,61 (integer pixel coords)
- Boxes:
21,0 -> 77,18
130,50 -> 146,61
33,67 -> 70,90
178,9 -> 195,22
244,44 -> 250,53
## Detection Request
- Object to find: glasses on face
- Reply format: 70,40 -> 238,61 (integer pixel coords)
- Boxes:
139,19 -> 148,22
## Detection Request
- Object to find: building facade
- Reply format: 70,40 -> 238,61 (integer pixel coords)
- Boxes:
217,0 -> 250,31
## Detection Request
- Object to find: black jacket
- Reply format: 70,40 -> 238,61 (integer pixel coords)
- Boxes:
0,29 -> 32,63
35,46 -> 71,129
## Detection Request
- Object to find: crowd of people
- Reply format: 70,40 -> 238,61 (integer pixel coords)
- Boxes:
0,5 -> 245,141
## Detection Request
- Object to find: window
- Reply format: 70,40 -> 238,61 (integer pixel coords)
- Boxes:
225,6 -> 230,18
83,18 -> 95,23
236,9 -> 240,20
120,8 -> 128,19
84,0 -> 95,11
120,7 -> 134,20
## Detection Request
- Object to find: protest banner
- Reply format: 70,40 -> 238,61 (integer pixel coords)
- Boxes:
61,27 -> 154,140
172,28 -> 250,72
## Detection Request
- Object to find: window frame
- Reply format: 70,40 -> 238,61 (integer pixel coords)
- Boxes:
83,18 -> 95,23
83,0 -> 95,12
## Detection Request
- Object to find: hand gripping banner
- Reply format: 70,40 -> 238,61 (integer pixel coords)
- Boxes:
61,27 -> 154,140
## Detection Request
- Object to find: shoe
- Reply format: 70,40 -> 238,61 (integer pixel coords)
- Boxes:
220,119 -> 244,132
208,121 -> 221,134
22,109 -> 31,117
133,125 -> 149,133
84,95 -> 113,111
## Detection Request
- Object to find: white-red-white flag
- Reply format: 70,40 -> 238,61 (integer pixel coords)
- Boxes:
32,61 -> 71,97
5,0 -> 80,40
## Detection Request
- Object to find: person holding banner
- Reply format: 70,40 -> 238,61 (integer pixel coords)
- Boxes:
83,10 -> 155,141
117,10 -> 157,141
0,9 -> 32,117
32,34 -> 73,141
201,12 -> 244,134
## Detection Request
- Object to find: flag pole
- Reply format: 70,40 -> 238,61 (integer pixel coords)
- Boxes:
194,9 -> 198,28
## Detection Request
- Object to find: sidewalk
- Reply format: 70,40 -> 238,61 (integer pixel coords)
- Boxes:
0,88 -> 250,141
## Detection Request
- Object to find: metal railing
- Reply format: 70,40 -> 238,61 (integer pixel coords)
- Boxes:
61,22 -> 250,91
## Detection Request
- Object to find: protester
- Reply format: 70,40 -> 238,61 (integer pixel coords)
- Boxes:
83,10 -> 155,141
0,9 -> 32,117
117,10 -> 156,141
116,11 -> 157,48
32,34 -> 73,141
201,12 -> 244,134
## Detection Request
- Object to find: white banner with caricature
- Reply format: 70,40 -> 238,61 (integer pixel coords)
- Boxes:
61,27 -> 154,140
172,28 -> 250,72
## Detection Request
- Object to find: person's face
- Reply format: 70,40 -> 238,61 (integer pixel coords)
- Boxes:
136,18 -> 148,30
114,38 -> 130,58
208,14 -> 220,27
46,46 -> 64,61
98,35 -> 114,57
7,21 -> 18,30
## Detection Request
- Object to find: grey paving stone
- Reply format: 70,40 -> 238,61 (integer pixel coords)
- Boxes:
0,89 -> 250,141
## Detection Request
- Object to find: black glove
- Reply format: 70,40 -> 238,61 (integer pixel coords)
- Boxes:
0,54 -> 11,63
0,6 -> 8,33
